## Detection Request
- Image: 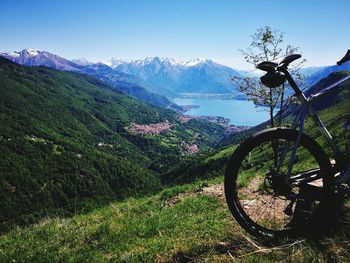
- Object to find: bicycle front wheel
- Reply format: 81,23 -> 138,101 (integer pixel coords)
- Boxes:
224,128 -> 333,239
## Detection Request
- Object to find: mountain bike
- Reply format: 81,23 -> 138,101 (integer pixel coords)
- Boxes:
224,50 -> 350,239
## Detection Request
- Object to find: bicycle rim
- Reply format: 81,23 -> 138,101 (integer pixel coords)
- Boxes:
225,128 -> 333,238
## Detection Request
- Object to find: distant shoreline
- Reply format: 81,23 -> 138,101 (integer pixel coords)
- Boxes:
176,93 -> 247,100
173,97 -> 270,127
180,104 -> 200,112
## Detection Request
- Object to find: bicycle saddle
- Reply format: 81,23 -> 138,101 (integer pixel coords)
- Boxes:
257,54 -> 302,72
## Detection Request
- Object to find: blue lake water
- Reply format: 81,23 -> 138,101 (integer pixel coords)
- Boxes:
173,98 -> 270,126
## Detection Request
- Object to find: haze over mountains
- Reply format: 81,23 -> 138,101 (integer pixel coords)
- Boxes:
2,49 -> 348,99
103,56 -> 241,96
0,49 -> 181,111
0,49 -> 242,99
2,48 -> 349,121
305,62 -> 350,87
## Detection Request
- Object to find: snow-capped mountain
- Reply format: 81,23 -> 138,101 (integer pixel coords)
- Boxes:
0,49 -> 84,72
103,56 -> 241,95
106,57 -> 206,68
0,49 -> 242,99
71,57 -> 93,66
0,49 -> 182,111
176,59 -> 241,93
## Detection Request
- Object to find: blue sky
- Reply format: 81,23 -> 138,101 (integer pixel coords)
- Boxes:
1,0 -> 349,69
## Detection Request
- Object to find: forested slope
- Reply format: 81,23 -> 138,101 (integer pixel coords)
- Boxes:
0,58 -> 228,230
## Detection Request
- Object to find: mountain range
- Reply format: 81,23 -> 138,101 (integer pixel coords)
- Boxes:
0,49 -> 84,72
0,49 -> 184,112
104,56 -> 241,96
0,49 -> 242,101
2,48 -> 349,111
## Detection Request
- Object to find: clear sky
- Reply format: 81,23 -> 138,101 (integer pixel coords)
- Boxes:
1,0 -> 349,69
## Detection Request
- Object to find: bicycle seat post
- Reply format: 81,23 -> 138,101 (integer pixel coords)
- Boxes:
278,66 -> 307,103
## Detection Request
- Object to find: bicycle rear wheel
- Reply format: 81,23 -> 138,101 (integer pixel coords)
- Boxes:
224,128 -> 333,239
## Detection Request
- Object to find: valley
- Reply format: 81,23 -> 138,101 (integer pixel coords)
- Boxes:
0,57 -> 229,231
0,49 -> 349,262
1,0 -> 350,261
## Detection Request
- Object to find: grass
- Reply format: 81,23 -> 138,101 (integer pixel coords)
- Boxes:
1,180 -> 349,262
204,145 -> 237,164
1,72 -> 349,262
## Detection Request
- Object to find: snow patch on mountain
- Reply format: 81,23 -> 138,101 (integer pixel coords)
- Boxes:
104,57 -> 213,69
0,49 -> 243,96
98,56 -> 241,95
0,49 -> 83,72
71,57 -> 92,66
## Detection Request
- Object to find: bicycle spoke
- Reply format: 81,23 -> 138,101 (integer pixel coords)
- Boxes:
225,129 -> 330,236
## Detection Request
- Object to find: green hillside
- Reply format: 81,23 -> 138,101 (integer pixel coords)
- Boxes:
165,71 -> 350,185
0,59 -> 349,262
0,179 -> 348,262
0,57 -> 228,230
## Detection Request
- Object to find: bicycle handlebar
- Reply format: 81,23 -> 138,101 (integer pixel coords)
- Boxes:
337,50 -> 350,65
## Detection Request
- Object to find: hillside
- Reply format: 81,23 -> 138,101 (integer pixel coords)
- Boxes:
0,57 -> 229,230
81,62 -> 183,112
306,61 -> 350,87
1,60 -> 349,262
0,178 -> 348,262
165,71 -> 350,185
0,49 -> 183,111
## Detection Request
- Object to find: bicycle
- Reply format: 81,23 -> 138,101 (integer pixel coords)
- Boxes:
224,50 -> 350,239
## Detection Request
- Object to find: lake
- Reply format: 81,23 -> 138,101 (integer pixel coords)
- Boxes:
173,98 -> 270,126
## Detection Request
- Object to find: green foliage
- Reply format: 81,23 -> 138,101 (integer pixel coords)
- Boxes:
0,57 -> 228,230
159,185 -> 189,200
234,26 -> 306,128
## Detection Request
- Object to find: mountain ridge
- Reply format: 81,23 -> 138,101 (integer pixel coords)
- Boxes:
105,56 -> 241,96
1,49 -> 243,98
0,49 -> 183,111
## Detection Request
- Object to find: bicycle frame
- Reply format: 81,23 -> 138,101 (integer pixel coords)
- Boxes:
278,68 -> 350,187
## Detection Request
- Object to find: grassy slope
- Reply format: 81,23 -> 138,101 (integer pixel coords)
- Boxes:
0,179 -> 349,262
1,75 -> 349,262
1,65 -> 349,261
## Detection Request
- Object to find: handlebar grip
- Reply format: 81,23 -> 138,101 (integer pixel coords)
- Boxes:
337,50 -> 350,65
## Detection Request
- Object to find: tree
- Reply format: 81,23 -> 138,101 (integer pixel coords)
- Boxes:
233,26 -> 305,127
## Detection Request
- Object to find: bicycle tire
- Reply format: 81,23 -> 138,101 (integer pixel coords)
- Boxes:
224,128 -> 333,239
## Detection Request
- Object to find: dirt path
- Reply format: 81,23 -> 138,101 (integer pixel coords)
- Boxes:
162,183 -> 225,208
202,183 -> 225,200
203,181 -> 288,225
